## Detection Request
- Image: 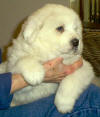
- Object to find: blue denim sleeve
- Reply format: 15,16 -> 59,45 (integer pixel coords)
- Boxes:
0,73 -> 13,109
0,49 -> 13,109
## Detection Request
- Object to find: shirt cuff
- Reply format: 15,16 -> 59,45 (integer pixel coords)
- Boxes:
0,73 -> 13,109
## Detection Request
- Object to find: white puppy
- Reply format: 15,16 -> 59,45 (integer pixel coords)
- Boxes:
0,4 -> 94,113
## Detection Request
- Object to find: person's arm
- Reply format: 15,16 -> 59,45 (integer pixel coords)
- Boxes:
10,57 -> 83,93
11,74 -> 28,93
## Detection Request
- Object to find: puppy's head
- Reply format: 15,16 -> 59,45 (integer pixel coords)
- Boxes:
21,4 -> 83,58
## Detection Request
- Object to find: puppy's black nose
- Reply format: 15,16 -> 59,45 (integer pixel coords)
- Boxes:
71,38 -> 79,47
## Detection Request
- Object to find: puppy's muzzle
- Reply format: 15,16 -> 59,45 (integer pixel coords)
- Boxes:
71,38 -> 79,48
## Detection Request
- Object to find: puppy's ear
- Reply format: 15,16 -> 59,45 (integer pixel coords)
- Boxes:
22,4 -> 54,40
23,19 -> 37,40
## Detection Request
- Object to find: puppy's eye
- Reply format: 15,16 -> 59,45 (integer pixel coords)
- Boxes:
56,26 -> 64,33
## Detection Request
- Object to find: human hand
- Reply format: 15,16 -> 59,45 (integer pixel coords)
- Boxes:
11,58 -> 83,93
43,57 -> 83,83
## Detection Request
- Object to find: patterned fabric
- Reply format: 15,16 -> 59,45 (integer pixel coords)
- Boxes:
83,31 -> 100,77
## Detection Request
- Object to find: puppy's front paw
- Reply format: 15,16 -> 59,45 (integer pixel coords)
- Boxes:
23,64 -> 45,85
55,94 -> 75,113
11,57 -> 45,85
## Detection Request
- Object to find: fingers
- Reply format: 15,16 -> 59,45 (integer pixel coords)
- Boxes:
72,57 -> 83,70
44,75 -> 65,83
46,72 -> 67,78
44,70 -> 67,83
44,57 -> 83,83
44,78 -> 63,83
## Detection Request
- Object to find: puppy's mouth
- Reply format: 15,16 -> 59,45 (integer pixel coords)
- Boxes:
72,47 -> 78,53
61,47 -> 79,55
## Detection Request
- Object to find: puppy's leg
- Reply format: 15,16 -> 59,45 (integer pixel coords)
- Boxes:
55,60 -> 94,113
8,56 -> 45,85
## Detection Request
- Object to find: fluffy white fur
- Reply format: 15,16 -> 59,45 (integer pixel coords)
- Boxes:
0,4 -> 94,113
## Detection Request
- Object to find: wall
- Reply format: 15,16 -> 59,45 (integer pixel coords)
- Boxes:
0,0 -> 79,49
0,0 -> 70,49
